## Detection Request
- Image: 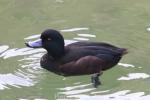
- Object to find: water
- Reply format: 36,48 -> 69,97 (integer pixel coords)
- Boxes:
0,0 -> 150,100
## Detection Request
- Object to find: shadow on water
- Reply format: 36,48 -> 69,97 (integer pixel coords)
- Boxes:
0,28 -> 150,100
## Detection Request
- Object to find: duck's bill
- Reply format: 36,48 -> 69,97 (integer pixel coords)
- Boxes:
25,39 -> 42,48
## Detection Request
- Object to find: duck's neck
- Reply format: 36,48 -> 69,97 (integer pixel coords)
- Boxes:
47,44 -> 65,59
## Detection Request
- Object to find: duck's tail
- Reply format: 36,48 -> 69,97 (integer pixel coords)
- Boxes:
119,48 -> 128,56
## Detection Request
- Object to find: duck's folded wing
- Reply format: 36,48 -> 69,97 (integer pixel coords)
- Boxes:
59,56 -> 106,76
67,41 -> 117,49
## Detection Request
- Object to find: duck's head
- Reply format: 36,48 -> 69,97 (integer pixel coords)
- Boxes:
25,29 -> 65,58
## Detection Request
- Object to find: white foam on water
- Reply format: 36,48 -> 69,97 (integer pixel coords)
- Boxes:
73,37 -> 89,41
61,28 -> 89,32
118,63 -> 135,68
77,34 -> 96,38
0,45 -> 9,54
118,73 -> 150,80
67,90 -> 150,100
0,73 -> 34,90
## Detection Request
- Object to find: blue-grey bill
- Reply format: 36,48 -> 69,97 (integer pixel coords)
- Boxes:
25,39 -> 42,48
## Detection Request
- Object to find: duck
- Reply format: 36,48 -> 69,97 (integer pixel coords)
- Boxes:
25,29 -> 128,88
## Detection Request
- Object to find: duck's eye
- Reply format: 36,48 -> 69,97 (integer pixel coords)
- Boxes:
47,38 -> 51,41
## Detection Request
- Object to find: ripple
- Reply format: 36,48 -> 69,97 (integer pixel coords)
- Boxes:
147,28 -> 150,31
67,90 -> 150,100
118,63 -> 135,68
24,27 -> 89,40
59,84 -> 91,91
77,34 -> 96,38
0,45 -> 9,54
24,34 -> 40,40
0,48 -> 45,59
0,73 -> 35,90
64,40 -> 78,46
118,73 -> 150,80
60,88 -> 95,95
61,28 -> 89,32
73,37 -> 89,41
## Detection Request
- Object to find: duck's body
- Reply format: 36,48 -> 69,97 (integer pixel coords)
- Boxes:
40,41 -> 126,76
25,29 -> 127,87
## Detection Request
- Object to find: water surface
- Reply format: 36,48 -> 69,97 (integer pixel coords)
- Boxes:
0,0 -> 150,100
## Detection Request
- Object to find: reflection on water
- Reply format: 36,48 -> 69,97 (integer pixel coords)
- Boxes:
60,28 -> 89,32
0,45 -> 44,90
66,89 -> 150,100
0,47 -> 45,59
0,73 -> 34,90
0,45 -> 9,54
0,27 -> 92,91
118,63 -> 135,68
77,34 -> 96,38
118,73 -> 150,80
73,37 -> 89,41
24,27 -> 89,40
57,83 -> 150,100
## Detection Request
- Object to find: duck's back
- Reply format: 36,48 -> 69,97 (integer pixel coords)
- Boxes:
61,42 -> 127,71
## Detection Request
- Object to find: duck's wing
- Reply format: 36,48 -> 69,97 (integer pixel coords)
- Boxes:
67,41 -> 118,49
67,42 -> 127,56
59,56 -> 105,76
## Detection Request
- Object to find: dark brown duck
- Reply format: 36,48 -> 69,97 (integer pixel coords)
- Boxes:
25,29 -> 128,87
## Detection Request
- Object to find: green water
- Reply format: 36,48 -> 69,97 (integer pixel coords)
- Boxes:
0,0 -> 150,100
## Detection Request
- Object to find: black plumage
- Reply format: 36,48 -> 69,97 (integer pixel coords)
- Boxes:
25,29 -> 128,87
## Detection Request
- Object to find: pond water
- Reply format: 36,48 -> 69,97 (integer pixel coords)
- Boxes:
0,0 -> 150,100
